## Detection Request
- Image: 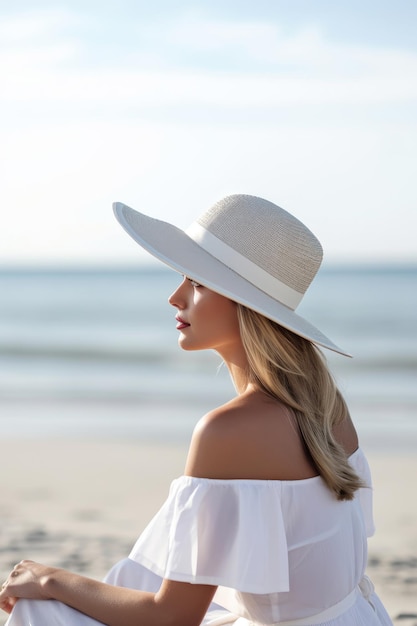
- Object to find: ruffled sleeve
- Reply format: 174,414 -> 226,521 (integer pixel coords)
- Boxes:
129,476 -> 290,594
349,448 -> 376,537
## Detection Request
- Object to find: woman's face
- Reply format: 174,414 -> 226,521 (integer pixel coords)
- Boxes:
168,277 -> 243,360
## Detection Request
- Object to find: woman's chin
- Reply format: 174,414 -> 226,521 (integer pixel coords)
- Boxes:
177,336 -> 200,352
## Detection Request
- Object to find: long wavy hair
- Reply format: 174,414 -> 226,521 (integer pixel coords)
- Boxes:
236,304 -> 363,501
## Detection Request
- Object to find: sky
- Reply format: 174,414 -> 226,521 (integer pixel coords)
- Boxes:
1,0 -> 416,266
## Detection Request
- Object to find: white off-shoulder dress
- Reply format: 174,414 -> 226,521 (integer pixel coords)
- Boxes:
6,448 -> 393,625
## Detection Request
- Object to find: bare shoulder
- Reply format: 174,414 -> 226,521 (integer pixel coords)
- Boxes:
184,390 -> 318,480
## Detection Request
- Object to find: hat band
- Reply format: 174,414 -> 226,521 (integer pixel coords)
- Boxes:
185,222 -> 303,310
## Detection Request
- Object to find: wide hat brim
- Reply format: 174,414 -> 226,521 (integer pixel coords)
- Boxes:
113,202 -> 350,357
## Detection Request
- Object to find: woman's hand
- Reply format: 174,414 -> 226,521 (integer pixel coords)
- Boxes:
0,560 -> 54,614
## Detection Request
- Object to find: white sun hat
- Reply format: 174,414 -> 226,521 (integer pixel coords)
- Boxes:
113,194 -> 350,356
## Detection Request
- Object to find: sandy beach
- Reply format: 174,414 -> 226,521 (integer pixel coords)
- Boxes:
0,438 -> 416,625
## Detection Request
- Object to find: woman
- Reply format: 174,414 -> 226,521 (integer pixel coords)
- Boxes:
0,194 -> 393,625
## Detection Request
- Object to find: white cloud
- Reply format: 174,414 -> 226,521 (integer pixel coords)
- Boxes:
152,12 -> 288,57
0,8 -> 78,42
141,10 -> 417,78
2,65 -> 417,112
1,10 -> 417,111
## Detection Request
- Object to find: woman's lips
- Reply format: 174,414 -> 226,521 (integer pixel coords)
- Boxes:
175,316 -> 190,330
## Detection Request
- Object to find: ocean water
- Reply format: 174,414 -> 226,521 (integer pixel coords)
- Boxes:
0,265 -> 416,447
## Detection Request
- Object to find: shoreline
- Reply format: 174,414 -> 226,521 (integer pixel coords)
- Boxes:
0,439 -> 415,625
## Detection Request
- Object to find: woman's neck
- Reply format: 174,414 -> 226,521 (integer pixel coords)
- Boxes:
215,342 -> 252,395
224,360 -> 252,395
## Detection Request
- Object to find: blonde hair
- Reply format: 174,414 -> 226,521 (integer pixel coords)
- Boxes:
236,305 -> 363,501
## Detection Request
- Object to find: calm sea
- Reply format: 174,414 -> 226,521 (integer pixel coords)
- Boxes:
0,265 -> 416,447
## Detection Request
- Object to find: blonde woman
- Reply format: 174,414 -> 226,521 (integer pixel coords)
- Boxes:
0,195 -> 393,625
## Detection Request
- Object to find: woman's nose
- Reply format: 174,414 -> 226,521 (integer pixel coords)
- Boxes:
168,277 -> 188,308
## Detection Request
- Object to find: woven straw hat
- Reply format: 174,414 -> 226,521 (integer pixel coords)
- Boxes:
113,194 -> 349,356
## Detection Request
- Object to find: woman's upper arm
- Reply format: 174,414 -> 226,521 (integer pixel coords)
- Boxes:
155,579 -> 217,626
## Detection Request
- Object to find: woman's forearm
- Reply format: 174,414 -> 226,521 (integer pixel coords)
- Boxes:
43,567 -> 160,626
